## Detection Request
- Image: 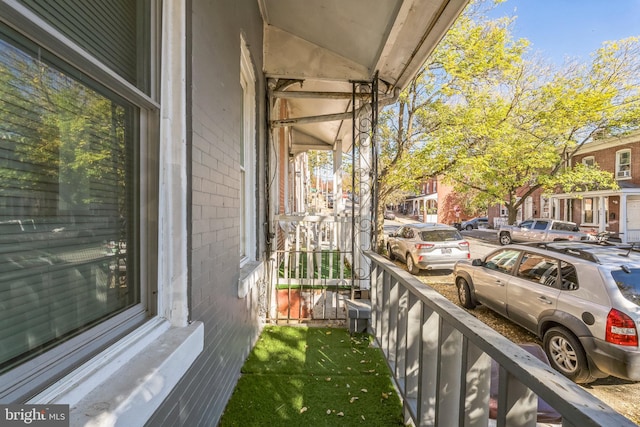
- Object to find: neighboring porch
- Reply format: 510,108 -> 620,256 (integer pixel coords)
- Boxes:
550,190 -> 640,243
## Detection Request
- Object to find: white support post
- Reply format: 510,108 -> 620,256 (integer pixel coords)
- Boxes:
358,110 -> 371,290
334,140 -> 343,214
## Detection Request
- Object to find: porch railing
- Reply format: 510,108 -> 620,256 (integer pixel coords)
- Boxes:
367,250 -> 636,427
271,214 -> 357,322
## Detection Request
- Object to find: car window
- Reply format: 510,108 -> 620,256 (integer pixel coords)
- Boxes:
484,249 -> 521,273
516,252 -> 559,285
611,268 -> 640,306
519,220 -> 533,229
559,262 -> 579,290
419,229 -> 462,241
402,228 -> 415,238
533,221 -> 549,230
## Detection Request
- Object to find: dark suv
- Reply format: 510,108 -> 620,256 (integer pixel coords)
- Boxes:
460,216 -> 488,230
453,241 -> 640,383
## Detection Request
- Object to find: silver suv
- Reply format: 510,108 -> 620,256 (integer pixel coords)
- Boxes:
387,223 -> 470,273
453,241 -> 640,383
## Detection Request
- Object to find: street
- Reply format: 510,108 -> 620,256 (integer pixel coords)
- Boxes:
382,217 -> 640,424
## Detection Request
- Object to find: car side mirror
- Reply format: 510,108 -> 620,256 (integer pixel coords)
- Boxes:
472,259 -> 483,266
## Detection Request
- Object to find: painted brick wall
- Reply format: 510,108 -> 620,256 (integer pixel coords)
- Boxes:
146,0 -> 266,425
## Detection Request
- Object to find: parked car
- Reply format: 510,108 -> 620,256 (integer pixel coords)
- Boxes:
498,218 -> 592,245
383,210 -> 395,220
461,216 -> 488,230
387,223 -> 470,273
453,241 -> 640,383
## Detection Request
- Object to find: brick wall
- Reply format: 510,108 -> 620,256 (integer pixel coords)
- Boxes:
146,0 -> 266,425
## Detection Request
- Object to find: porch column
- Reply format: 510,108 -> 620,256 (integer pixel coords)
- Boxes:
333,140 -> 343,214
358,112 -> 371,291
620,194 -> 628,243
599,196 -> 606,232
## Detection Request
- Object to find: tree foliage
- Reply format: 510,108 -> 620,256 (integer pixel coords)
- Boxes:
375,0 -> 640,238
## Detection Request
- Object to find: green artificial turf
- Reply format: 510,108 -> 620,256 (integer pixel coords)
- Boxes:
219,326 -> 404,426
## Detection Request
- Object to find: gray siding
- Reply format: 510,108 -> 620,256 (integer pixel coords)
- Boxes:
146,0 -> 266,425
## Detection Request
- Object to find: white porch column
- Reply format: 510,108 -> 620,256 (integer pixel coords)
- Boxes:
620,194 -> 628,243
599,196 -> 607,232
357,111 -> 371,291
333,140 -> 344,214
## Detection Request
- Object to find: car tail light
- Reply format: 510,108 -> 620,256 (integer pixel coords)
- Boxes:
415,243 -> 434,250
458,241 -> 469,249
606,309 -> 638,346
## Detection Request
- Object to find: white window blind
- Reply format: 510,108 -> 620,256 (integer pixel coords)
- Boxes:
0,27 -> 139,374
18,0 -> 149,92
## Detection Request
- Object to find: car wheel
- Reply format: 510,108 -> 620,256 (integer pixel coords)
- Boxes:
465,224 -> 473,231
387,243 -> 395,261
543,326 -> 594,383
499,232 -> 512,245
456,277 -> 476,309
406,254 -> 420,275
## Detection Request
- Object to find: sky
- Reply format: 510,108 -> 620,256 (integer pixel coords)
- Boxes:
487,0 -> 640,65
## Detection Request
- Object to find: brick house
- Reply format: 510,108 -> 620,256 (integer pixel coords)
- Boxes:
486,131 -> 640,242
550,131 -> 640,242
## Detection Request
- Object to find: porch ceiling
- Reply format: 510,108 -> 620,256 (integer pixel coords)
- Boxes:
259,0 -> 469,152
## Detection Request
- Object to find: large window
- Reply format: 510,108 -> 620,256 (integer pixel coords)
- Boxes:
0,1 -> 152,402
240,36 -> 255,264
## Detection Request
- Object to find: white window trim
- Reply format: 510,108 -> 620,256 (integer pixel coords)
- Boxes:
582,156 -> 595,166
616,149 -> 631,180
240,34 -> 256,266
582,197 -> 597,225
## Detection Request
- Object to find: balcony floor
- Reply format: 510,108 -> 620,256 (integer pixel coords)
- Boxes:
219,325 -> 404,426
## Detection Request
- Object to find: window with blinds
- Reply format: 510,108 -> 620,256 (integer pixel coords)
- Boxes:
0,25 -> 139,374
18,0 -> 150,93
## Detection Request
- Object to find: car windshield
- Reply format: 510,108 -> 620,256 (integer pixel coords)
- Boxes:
611,268 -> 640,306
419,229 -> 462,242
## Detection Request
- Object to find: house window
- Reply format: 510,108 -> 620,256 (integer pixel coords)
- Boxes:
616,149 -> 631,179
583,198 -> 595,223
240,35 -> 256,263
582,156 -> 595,167
0,2 -> 153,401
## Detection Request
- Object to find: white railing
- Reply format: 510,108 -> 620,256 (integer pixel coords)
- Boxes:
367,250 -> 635,427
627,229 -> 640,243
272,214 -> 358,321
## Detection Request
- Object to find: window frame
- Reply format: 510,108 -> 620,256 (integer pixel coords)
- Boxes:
582,156 -> 595,167
582,197 -> 596,225
239,34 -> 256,265
616,149 -> 631,179
0,0 -> 159,402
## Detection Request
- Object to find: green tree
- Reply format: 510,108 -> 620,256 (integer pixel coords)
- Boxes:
375,0 -> 527,250
440,36 -> 640,223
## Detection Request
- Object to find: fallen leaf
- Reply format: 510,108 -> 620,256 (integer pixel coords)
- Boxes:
337,412 -> 344,416
350,396 -> 359,403
361,388 -> 368,393
325,377 -> 331,381
326,409 -> 332,415
299,407 -> 307,414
